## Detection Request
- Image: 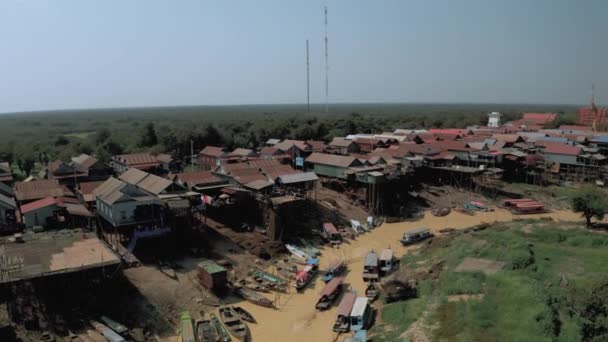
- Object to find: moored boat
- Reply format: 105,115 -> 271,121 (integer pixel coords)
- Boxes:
362,250 -> 379,282
196,316 -> 219,342
177,311 -> 196,342
365,283 -> 378,301
210,313 -> 232,342
285,244 -> 311,261
323,259 -> 346,283
250,269 -> 288,292
219,306 -> 249,341
298,238 -> 321,256
316,277 -> 344,310
233,306 -> 256,324
238,278 -> 270,293
234,287 -> 274,308
333,292 -> 357,332
295,262 -> 319,291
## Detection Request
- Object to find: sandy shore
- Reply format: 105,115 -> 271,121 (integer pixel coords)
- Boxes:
220,209 -> 581,342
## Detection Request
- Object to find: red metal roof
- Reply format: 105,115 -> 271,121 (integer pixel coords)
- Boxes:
522,113 -> 557,124
577,106 -> 608,126
543,144 -> 582,156
428,128 -> 468,135
20,197 -> 59,214
199,146 -> 226,157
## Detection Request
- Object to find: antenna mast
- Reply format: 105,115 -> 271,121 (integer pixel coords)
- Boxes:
306,40 -> 310,113
324,5 -> 329,113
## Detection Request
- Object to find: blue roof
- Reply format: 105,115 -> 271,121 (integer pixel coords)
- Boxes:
537,136 -> 569,143
592,135 -> 608,143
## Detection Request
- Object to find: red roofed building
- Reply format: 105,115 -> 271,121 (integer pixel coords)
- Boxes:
199,146 -> 228,170
522,113 -> 557,125
428,128 -> 470,136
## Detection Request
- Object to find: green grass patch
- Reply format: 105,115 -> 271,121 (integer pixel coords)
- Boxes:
381,221 -> 608,341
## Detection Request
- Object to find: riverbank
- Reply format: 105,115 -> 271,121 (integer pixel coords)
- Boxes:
229,208 -> 582,342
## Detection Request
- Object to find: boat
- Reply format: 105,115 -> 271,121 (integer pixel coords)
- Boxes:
379,248 -> 395,275
100,316 -> 128,335
400,227 -> 433,246
250,269 -> 288,292
295,263 -> 319,291
219,306 -> 249,341
344,330 -> 367,342
238,278 -> 270,293
233,306 -> 256,324
362,250 -> 379,282
90,320 -> 125,342
285,244 -> 311,261
350,219 -> 364,234
234,287 -> 274,308
350,298 -> 373,331
298,238 -> 321,256
210,313 -> 232,342
316,277 -> 344,310
196,316 -> 219,342
333,292 -> 356,332
275,260 -> 297,280
454,207 -> 475,216
288,256 -> 309,265
177,312 -> 196,342
365,283 -> 378,301
323,259 -> 346,283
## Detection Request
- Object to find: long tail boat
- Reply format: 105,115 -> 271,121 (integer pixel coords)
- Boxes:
249,269 -> 288,292
297,238 -> 321,256
294,263 -> 319,291
176,311 -> 196,342
233,306 -> 256,324
234,287 -> 274,308
219,307 -> 249,341
196,315 -> 219,342
238,278 -> 270,293
285,244 -> 311,261
210,313 -> 232,342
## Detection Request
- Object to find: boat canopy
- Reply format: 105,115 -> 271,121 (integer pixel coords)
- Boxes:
380,249 -> 393,261
320,277 -> 343,297
404,227 -> 430,236
323,222 -> 339,234
364,251 -> 378,267
337,292 -> 357,317
350,297 -> 369,317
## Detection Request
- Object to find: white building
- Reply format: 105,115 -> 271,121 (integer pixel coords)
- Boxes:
488,112 -> 502,128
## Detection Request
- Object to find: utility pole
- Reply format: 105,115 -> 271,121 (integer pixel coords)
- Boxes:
324,5 -> 329,113
191,139 -> 194,171
306,39 -> 310,113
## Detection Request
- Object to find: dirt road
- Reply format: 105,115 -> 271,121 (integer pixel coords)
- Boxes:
234,209 -> 581,342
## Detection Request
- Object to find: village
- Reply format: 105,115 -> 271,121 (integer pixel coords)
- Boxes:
0,100 -> 607,342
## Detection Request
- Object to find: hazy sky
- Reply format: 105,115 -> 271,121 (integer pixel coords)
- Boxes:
1,0 -> 607,113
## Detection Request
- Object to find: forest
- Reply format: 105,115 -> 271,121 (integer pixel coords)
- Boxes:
0,103 -> 578,178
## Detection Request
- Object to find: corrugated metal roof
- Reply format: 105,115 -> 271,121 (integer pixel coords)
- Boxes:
350,297 -> 369,317
14,180 -> 66,202
543,144 -> 582,156
136,174 -> 173,195
119,168 -> 149,184
176,171 -> 223,187
93,177 -> 128,205
364,250 -> 378,267
337,292 -> 357,317
277,172 -> 319,184
200,146 -> 226,157
306,153 -> 358,168
20,197 -> 58,214
244,179 -> 273,190
0,193 -> 16,209
113,153 -> 161,166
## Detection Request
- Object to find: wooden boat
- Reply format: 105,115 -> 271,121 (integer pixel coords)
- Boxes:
250,269 -> 288,292
323,259 -> 346,283
275,260 -> 297,280
316,277 -> 344,310
233,306 -> 256,324
196,316 -> 219,342
90,320 -> 125,342
454,207 -> 475,216
332,292 -> 356,332
288,256 -> 308,265
298,238 -> 320,256
219,307 -> 249,341
362,250 -> 379,282
177,311 -> 196,342
238,278 -> 270,293
285,244 -> 311,261
100,316 -> 127,335
235,287 -> 274,308
365,283 -> 378,301
295,263 -> 319,291
210,313 -> 232,342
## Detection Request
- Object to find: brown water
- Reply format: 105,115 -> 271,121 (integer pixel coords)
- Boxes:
232,209 -> 581,342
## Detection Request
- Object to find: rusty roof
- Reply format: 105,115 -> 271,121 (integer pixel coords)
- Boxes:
113,153 -> 161,167
306,153 -> 358,168
14,179 -> 67,202
175,171 -> 223,187
319,276 -> 343,297
329,137 -> 355,148
199,146 -> 226,157
71,154 -> 99,169
274,140 -> 310,152
543,144 -> 582,156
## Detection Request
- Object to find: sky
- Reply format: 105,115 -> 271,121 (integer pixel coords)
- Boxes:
0,0 -> 607,113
